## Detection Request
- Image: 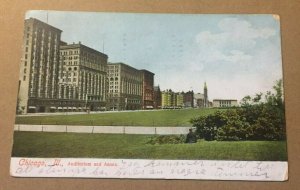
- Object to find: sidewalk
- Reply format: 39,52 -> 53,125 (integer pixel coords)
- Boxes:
14,124 -> 195,135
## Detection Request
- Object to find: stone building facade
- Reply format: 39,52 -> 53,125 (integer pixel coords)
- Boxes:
17,18 -> 62,114
58,42 -> 108,111
107,63 -> 143,110
212,99 -> 238,108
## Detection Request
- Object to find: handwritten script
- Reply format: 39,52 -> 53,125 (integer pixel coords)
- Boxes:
10,158 -> 287,181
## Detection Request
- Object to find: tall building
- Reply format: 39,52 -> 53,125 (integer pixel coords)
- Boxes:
107,63 -> 143,110
58,42 -> 108,111
204,82 -> 209,107
17,18 -> 62,114
140,70 -> 154,109
153,86 -> 161,109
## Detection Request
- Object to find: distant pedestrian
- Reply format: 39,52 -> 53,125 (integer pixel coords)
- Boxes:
185,128 -> 196,143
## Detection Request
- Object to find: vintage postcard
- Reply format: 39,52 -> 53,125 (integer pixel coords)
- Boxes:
10,11 -> 287,181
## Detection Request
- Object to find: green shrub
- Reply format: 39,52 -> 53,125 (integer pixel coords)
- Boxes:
191,79 -> 286,141
146,135 -> 186,145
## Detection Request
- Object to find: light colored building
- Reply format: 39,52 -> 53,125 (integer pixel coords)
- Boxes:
107,63 -> 143,110
213,99 -> 238,108
17,18 -> 62,114
161,90 -> 173,108
140,70 -> 154,109
194,93 -> 204,108
58,42 -> 108,111
161,90 -> 184,109
194,82 -> 210,108
175,93 -> 184,108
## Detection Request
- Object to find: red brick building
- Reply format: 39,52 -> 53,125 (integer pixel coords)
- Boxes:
140,70 -> 154,109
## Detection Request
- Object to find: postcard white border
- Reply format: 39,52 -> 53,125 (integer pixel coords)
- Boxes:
10,157 -> 288,181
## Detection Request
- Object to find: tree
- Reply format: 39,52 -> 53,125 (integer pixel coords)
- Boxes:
190,79 -> 285,141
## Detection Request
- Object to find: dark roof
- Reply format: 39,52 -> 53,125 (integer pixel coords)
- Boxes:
26,17 -> 62,33
60,43 -> 108,58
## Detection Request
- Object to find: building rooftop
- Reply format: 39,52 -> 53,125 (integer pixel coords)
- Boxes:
60,42 -> 108,58
213,99 -> 238,101
26,18 -> 62,33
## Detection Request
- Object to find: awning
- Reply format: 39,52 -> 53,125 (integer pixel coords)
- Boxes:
146,106 -> 154,108
28,106 -> 36,109
50,106 -> 56,109
63,107 -> 68,109
58,107 -> 63,109
72,107 -> 77,109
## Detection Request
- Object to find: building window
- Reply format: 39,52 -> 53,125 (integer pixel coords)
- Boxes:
24,61 -> 27,66
23,76 -> 26,81
24,68 -> 26,74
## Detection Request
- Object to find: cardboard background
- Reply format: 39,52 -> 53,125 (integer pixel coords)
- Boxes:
0,0 -> 299,189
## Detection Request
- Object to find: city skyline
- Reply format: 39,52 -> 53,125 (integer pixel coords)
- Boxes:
25,11 -> 283,100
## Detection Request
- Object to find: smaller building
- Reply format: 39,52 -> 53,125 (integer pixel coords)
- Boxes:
212,99 -> 238,108
194,93 -> 205,108
153,86 -> 161,109
161,90 -> 173,108
175,93 -> 184,108
161,90 -> 184,109
183,90 -> 194,108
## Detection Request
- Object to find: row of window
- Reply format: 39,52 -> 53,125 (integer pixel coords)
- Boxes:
61,51 -> 79,55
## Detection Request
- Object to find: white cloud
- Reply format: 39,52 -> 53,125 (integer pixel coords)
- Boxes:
195,17 -> 276,53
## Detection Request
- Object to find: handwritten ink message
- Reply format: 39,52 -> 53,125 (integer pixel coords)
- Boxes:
10,158 -> 287,181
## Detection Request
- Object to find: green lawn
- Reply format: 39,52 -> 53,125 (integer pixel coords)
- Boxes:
12,131 -> 287,161
15,109 -> 218,126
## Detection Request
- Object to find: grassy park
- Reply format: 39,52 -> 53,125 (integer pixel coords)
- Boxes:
12,131 -> 287,161
15,109 -> 218,126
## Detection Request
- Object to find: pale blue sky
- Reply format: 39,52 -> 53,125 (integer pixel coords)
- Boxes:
26,11 -> 283,101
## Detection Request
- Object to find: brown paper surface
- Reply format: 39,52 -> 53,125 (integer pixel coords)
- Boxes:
0,0 -> 299,189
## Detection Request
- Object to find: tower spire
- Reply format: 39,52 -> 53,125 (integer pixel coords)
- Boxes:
204,81 -> 208,108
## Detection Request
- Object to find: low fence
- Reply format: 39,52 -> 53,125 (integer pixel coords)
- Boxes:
14,124 -> 194,135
